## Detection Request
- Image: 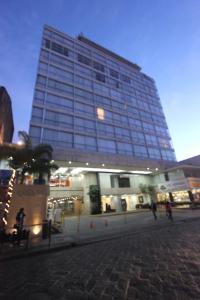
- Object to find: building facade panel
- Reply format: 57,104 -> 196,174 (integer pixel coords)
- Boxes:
29,25 -> 176,163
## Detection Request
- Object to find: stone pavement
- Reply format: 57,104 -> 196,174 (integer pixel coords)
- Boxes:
1,215 -> 200,299
1,209 -> 200,260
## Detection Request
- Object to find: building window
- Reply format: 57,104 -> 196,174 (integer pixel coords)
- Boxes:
41,49 -> 49,60
129,118 -> 142,130
44,111 -> 73,129
143,122 -> 155,133
44,39 -> 68,57
115,127 -> 130,140
134,145 -> 148,158
93,61 -> 105,72
43,129 -> 72,148
51,53 -> 73,70
118,177 -> 130,188
131,131 -> 145,143
110,175 -> 118,188
121,74 -> 131,84
95,72 -> 105,83
97,107 -> 105,120
47,79 -> 73,96
30,126 -> 41,138
110,69 -> 119,79
109,78 -> 120,89
29,126 -> 41,144
46,93 -> 73,111
145,134 -> 158,146
161,149 -> 176,161
36,75 -> 46,88
44,39 -> 50,49
97,122 -> 114,137
75,75 -> 93,90
74,135 -> 97,151
74,117 -> 95,133
75,101 -> 94,116
158,137 -> 171,149
117,142 -> 133,155
98,139 -> 116,153
32,107 -> 43,123
94,95 -> 111,109
148,147 -> 161,159
164,172 -> 169,181
34,90 -> 45,104
77,54 -> 91,66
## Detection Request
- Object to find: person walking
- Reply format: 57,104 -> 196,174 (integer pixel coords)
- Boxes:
151,200 -> 157,220
15,208 -> 26,245
165,201 -> 173,221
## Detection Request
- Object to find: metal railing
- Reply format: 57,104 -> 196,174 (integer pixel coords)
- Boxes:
0,220 -> 52,251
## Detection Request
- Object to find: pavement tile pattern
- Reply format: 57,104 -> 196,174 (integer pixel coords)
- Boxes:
1,218 -> 200,300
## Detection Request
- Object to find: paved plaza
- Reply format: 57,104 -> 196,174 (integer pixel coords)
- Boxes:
1,211 -> 200,299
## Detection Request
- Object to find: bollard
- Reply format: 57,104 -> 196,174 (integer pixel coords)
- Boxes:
90,221 -> 95,229
25,230 -> 30,250
48,220 -> 52,248
42,220 -> 49,239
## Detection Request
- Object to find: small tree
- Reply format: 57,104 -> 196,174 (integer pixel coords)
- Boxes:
88,185 -> 102,214
139,184 -> 156,203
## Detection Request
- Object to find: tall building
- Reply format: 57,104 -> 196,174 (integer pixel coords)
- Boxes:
29,25 -> 177,215
0,86 -> 14,144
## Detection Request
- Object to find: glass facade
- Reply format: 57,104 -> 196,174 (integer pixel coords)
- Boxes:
29,25 -> 176,162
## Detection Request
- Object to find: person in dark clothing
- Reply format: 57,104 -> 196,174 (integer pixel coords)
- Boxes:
16,208 -> 26,245
165,201 -> 173,221
151,201 -> 157,220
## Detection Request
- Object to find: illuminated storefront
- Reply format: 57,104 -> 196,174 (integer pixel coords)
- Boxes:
154,163 -> 200,205
101,194 -> 138,213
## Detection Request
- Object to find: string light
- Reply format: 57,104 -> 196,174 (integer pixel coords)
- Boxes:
1,169 -> 16,229
3,218 -> 7,225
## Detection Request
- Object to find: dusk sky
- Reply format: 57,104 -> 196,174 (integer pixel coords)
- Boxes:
0,0 -> 200,161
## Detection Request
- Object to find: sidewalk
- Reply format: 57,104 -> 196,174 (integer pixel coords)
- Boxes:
1,208 -> 200,261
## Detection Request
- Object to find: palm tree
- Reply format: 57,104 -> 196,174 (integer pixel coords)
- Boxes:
0,143 -> 17,160
18,131 -> 32,149
21,157 -> 58,184
0,131 -> 58,184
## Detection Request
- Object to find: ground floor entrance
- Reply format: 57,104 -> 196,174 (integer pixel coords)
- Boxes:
48,195 -> 83,223
101,194 -> 144,213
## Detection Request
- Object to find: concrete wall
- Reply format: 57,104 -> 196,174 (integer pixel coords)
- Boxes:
99,173 -> 153,195
6,184 -> 49,235
168,170 -> 185,181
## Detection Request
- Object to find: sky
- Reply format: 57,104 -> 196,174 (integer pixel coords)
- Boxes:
0,0 -> 200,161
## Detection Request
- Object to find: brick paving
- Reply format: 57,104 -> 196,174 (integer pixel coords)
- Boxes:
1,217 -> 200,300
